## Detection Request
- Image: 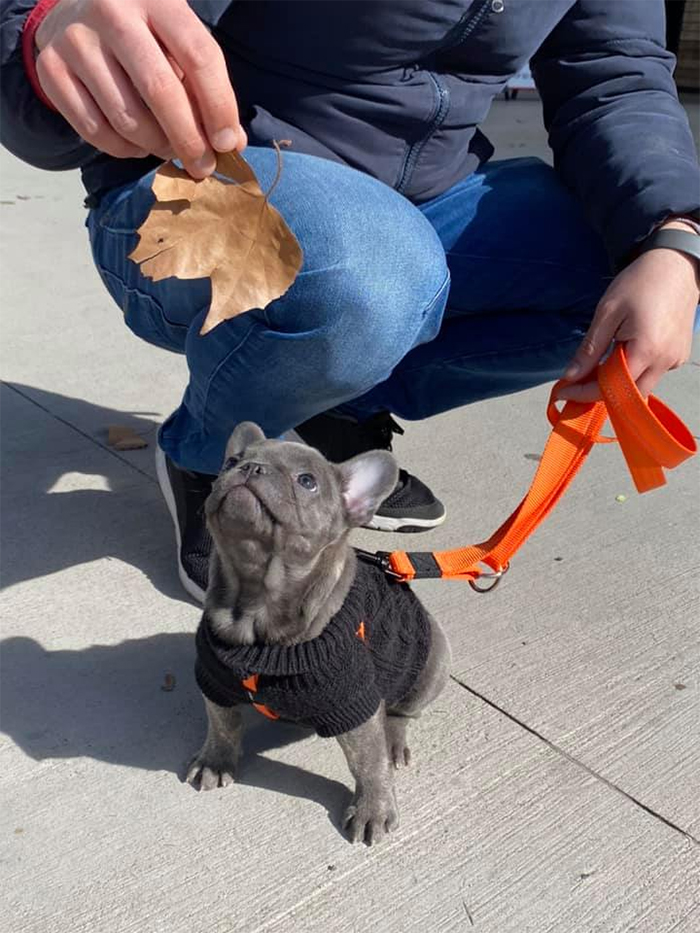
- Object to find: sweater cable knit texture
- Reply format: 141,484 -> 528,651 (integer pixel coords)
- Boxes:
195,560 -> 431,737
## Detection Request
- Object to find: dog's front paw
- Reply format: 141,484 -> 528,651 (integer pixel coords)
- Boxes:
343,789 -> 399,845
186,748 -> 238,791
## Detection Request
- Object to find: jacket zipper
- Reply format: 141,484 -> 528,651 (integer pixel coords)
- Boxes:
394,0 -> 492,195
446,0 -> 492,49
395,72 -> 450,194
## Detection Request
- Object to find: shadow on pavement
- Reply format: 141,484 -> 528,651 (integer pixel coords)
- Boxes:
1,383 -> 352,831
1,382 -> 186,602
0,633 -> 350,828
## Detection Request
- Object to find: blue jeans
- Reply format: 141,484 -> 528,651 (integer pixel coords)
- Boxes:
87,149 -> 611,475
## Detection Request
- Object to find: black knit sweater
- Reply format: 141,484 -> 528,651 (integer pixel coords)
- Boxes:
194,560 -> 431,737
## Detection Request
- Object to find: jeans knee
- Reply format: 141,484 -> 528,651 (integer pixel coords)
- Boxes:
338,174 -> 450,351
261,254 -> 449,405
262,185 -> 449,395
177,152 -> 450,422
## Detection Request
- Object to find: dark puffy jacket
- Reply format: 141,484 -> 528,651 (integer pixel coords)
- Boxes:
1,0 -> 698,265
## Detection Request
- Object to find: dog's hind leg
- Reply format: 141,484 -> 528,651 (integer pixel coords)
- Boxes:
386,612 -> 452,766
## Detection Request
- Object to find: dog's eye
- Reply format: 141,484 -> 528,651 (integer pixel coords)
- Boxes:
223,456 -> 240,471
297,473 -> 318,492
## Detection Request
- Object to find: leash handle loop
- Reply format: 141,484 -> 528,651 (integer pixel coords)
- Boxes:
388,345 -> 696,585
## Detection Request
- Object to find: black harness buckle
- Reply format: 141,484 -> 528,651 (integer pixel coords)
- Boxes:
354,548 -> 403,579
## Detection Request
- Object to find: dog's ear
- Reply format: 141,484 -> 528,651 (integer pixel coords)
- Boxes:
223,422 -> 266,464
337,451 -> 399,528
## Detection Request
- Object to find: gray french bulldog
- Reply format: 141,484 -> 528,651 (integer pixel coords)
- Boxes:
187,421 -> 451,845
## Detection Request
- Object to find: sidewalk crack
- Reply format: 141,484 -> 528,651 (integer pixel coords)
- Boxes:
2,381 -> 156,484
450,674 -> 699,846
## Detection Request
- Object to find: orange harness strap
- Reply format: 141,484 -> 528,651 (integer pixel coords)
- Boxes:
241,673 -> 280,720
385,345 -> 696,587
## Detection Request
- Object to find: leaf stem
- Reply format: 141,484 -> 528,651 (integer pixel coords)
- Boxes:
265,141 -> 284,201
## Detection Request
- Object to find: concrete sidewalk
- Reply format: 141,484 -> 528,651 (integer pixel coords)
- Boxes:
1,100 -> 699,933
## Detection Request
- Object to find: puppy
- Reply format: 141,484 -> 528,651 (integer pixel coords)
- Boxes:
187,422 -> 451,845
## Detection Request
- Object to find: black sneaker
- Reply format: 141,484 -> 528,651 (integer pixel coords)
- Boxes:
155,447 -> 215,603
294,411 -> 446,532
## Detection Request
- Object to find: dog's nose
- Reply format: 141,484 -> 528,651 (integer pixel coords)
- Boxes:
238,461 -> 268,476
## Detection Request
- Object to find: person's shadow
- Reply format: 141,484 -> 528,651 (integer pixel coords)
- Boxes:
0,384 -> 351,832
1,381 -> 189,601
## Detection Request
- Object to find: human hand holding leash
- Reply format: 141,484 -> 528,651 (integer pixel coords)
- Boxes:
34,0 -> 246,177
559,221 -> 699,402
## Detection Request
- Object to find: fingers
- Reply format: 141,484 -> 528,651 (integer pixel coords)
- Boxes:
555,378 -> 602,403
563,300 -> 621,383
149,1 -> 245,152
557,339 -> 663,402
559,296 -> 624,401
34,0 -> 244,173
36,49 -> 150,160
67,43 -> 172,161
560,249 -> 697,402
109,22 -> 216,178
624,338 -> 675,398
634,367 -> 663,399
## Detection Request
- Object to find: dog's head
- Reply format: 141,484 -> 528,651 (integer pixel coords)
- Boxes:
205,422 -> 398,577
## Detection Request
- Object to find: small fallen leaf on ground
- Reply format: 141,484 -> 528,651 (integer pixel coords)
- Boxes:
161,673 -> 176,692
674,683 -> 687,691
615,494 -> 627,503
129,148 -> 303,335
107,425 -> 148,450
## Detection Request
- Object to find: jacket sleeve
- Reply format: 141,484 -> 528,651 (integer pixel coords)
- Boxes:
0,0 -> 235,171
531,0 -> 700,269
0,0 -> 97,169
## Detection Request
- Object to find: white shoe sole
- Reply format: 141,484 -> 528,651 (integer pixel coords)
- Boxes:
363,511 -> 447,532
155,446 -> 207,605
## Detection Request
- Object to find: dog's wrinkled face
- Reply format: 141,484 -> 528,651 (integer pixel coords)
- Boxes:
205,422 -> 398,574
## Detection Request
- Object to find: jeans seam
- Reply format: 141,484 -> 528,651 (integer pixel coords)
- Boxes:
98,265 -> 191,333
199,322 -> 259,436
396,331 -> 583,375
260,259 -> 344,328
199,271 -> 449,438
424,271 -> 451,320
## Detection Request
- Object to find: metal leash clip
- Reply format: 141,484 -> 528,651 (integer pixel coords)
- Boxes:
468,562 -> 510,594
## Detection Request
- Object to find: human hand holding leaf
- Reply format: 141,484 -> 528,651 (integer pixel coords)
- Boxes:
129,150 -> 303,335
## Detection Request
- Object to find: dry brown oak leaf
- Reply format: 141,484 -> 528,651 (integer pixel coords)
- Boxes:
129,151 -> 303,335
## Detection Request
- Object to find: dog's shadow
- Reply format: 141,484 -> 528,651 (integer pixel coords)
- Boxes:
0,634 -> 351,831
2,383 -> 351,832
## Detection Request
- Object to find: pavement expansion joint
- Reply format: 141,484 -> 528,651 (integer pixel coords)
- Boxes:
450,673 -> 700,847
2,379 -> 157,484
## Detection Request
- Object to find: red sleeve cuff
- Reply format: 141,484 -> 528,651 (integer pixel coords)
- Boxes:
22,0 -> 62,111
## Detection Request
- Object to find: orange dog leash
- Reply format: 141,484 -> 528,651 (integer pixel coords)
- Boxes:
363,345 -> 696,591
